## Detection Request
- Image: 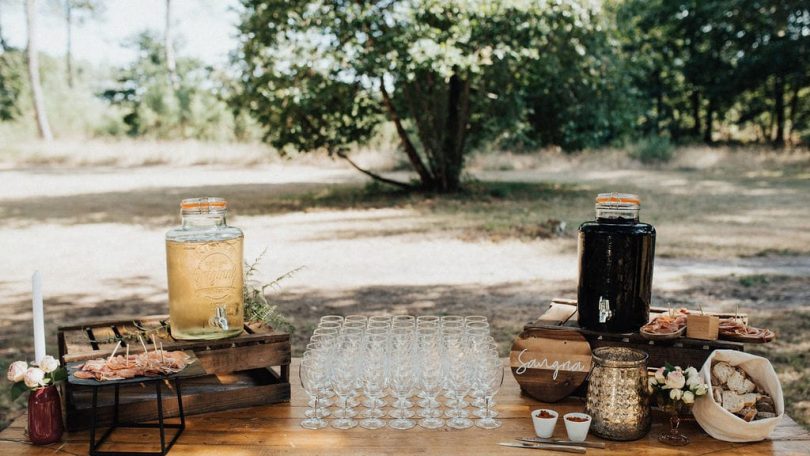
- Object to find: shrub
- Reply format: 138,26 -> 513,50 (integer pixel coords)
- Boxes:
630,136 -> 674,164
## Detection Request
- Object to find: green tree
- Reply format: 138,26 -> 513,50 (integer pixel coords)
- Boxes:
0,49 -> 25,121
62,0 -> 104,88
236,0 -> 606,192
100,31 -> 236,140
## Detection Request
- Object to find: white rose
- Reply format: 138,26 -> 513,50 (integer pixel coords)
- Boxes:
670,388 -> 683,401
654,367 -> 666,384
685,367 -> 698,379
7,361 -> 28,382
648,377 -> 658,389
685,370 -> 700,386
693,384 -> 707,396
39,355 -> 59,374
682,391 -> 695,404
23,368 -> 46,388
665,370 -> 686,390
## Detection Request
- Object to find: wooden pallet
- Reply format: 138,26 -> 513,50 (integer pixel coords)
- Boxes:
57,315 -> 291,431
532,299 -> 745,368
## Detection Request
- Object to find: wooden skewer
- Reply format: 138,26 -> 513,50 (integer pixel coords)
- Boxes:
159,342 -> 165,363
108,340 -> 121,362
152,335 -> 164,363
138,334 -> 148,354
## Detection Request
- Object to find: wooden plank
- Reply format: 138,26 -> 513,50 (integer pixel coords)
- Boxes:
3,358 -> 805,455
536,303 -> 578,325
195,342 -> 291,374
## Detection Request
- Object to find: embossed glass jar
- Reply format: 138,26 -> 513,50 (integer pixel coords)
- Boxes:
166,197 -> 244,340
585,347 -> 651,441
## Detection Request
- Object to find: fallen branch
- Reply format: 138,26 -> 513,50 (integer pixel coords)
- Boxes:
336,150 -> 413,190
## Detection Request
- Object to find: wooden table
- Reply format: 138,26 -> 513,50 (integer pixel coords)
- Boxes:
1,359 -> 808,455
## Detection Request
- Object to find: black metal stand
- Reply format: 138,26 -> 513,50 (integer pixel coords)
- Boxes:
88,378 -> 185,456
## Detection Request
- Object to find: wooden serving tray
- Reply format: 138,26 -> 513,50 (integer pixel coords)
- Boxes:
58,315 -> 291,431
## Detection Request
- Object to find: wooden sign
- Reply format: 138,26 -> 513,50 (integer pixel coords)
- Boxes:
510,327 -> 592,402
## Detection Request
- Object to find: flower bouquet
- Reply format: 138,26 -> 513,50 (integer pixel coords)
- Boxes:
648,363 -> 709,446
7,355 -> 67,445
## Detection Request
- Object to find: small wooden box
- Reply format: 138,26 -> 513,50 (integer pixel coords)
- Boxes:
686,314 -> 720,340
58,315 -> 291,431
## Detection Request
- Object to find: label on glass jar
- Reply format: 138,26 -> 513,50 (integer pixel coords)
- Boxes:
167,238 -> 244,336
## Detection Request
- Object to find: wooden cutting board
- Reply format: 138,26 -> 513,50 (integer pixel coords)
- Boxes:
510,326 -> 592,402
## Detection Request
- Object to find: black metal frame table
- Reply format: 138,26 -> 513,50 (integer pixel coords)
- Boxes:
67,352 -> 205,456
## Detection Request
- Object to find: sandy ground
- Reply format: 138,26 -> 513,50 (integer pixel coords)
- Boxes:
1,150 -> 809,427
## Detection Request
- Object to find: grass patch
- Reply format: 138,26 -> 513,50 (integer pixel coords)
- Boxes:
256,180 -> 593,242
738,274 -> 772,287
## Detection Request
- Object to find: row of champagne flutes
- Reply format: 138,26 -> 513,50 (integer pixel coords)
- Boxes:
300,314 -> 504,430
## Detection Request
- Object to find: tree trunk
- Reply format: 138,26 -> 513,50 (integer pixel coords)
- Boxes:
787,81 -> 800,142
164,0 -> 179,90
25,0 -> 53,141
438,73 -> 469,192
703,99 -> 713,144
0,1 -> 8,51
65,0 -> 73,88
773,75 -> 785,147
691,90 -> 701,137
654,69 -> 663,134
379,79 -> 434,189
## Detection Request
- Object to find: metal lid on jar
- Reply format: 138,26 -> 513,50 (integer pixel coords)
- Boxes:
596,193 -> 640,207
180,197 -> 228,215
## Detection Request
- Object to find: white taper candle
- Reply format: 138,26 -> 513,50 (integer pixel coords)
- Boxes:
32,271 -> 46,364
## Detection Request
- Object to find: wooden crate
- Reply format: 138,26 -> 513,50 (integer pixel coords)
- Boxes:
58,315 -> 291,431
528,299 -> 745,397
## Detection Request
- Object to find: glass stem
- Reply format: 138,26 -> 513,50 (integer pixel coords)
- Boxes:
342,395 -> 349,419
314,396 -> 319,419
485,396 -> 491,420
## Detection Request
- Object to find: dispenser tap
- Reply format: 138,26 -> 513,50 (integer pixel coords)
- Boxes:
598,296 -> 613,323
210,305 -> 230,331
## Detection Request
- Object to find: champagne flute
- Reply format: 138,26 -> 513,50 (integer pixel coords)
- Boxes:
475,356 -> 504,429
300,355 -> 327,429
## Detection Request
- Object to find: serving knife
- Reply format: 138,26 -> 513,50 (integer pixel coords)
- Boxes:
517,437 -> 606,449
497,442 -> 587,453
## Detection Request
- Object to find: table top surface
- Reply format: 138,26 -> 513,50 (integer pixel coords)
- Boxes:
1,358 -> 808,455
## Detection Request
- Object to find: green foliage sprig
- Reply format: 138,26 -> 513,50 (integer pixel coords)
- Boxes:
243,249 -> 300,334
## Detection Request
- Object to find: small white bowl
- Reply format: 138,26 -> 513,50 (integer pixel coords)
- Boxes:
563,413 -> 592,442
531,409 -> 559,438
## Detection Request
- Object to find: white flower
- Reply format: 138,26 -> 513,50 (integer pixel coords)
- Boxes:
654,367 -> 666,384
23,368 -> 46,388
682,391 -> 695,404
648,377 -> 658,389
39,355 -> 59,374
7,361 -> 27,382
670,388 -> 683,401
665,370 -> 686,390
693,384 -> 708,396
685,367 -> 699,379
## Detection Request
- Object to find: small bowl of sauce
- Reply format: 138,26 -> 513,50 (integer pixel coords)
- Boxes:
563,413 -> 592,442
531,409 -> 559,438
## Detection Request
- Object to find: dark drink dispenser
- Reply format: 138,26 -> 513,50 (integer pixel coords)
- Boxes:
577,193 -> 655,332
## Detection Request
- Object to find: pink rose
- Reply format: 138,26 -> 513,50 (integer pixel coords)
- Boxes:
664,370 -> 686,390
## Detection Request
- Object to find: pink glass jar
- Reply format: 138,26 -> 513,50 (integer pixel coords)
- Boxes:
27,385 -> 64,445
